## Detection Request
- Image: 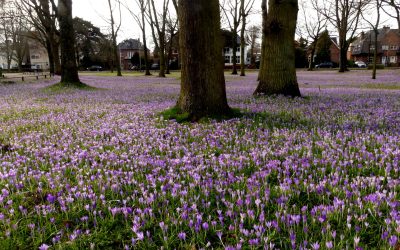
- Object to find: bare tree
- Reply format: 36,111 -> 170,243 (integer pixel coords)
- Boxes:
254,0 -> 301,97
147,0 -> 170,77
0,2 -> 15,70
165,14 -> 178,74
316,0 -> 367,72
221,0 -> 241,75
239,0 -> 255,76
301,0 -> 327,70
20,0 -> 61,75
362,0 -> 384,79
107,0 -> 122,76
246,25 -> 260,68
382,0 -> 400,30
125,0 -> 151,75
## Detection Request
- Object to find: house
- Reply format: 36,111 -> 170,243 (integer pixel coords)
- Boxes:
118,39 -> 148,70
307,36 -> 340,66
28,38 -> 50,70
221,30 -> 249,66
349,27 -> 400,66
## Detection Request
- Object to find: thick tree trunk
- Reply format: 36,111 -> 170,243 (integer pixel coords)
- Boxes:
112,35 -> 122,76
177,0 -> 230,119
159,39 -> 166,77
46,39 -> 55,75
52,40 -> 61,75
58,0 -> 80,84
254,0 -> 301,97
143,39 -> 151,76
338,42 -> 348,72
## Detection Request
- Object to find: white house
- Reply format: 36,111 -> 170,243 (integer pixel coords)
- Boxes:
223,46 -> 249,66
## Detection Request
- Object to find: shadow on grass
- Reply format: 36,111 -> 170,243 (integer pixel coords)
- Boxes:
43,82 -> 100,93
159,107 -> 244,123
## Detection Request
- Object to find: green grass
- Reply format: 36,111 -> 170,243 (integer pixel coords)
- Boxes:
44,82 -> 98,93
79,71 -> 182,79
160,107 -> 243,123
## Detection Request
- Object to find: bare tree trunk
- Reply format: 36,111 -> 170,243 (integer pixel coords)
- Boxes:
338,38 -> 348,72
139,0 -> 151,76
46,39 -> 55,74
177,0 -> 230,120
258,0 -> 267,80
254,0 -> 301,97
159,38 -> 166,77
232,32 -> 238,75
308,46 -> 316,71
58,0 -> 80,84
240,7 -> 246,76
51,39 -> 61,75
107,0 -> 122,76
372,31 -> 378,79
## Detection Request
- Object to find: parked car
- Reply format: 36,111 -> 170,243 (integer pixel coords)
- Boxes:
355,61 -> 367,68
315,62 -> 334,68
87,65 -> 103,71
151,63 -> 160,70
130,65 -> 139,70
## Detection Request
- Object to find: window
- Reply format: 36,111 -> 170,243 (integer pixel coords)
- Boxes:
390,56 -> 397,63
236,56 -> 240,63
31,54 -> 40,60
236,47 -> 240,52
128,51 -> 134,59
382,45 -> 389,50
382,56 -> 387,64
369,45 -> 375,51
390,45 -> 399,50
224,56 -> 230,63
224,47 -> 230,54
368,56 -> 373,63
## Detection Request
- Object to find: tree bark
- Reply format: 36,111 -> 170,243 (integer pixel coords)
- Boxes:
240,6 -> 246,76
139,1 -> 151,76
258,0 -> 267,80
46,39 -> 55,74
338,39 -> 348,72
254,0 -> 301,97
232,32 -> 238,75
107,0 -> 122,76
58,0 -> 80,84
308,46 -> 316,71
177,0 -> 230,119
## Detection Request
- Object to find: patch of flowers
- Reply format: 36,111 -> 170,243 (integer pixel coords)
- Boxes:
0,72 -> 399,249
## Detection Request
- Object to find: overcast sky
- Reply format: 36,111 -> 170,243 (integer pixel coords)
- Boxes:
73,0 -> 398,44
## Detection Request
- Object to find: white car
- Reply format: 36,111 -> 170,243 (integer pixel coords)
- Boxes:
355,61 -> 367,68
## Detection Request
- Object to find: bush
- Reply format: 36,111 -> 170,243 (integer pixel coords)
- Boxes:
368,64 -> 385,70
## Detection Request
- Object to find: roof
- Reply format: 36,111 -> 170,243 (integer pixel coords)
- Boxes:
351,27 -> 400,55
118,39 -> 143,50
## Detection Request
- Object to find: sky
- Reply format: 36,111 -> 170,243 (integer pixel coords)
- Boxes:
72,0 -> 263,44
73,0 -> 398,45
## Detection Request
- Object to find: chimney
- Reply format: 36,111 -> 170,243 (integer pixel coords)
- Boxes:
360,31 -> 365,39
383,26 -> 390,32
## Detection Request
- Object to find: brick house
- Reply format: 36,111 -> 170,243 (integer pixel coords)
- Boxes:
349,27 -> 400,66
118,39 -> 148,70
307,37 -> 340,66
